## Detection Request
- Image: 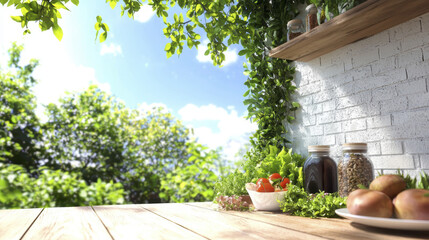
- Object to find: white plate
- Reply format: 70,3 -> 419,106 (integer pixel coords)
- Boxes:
335,208 -> 429,231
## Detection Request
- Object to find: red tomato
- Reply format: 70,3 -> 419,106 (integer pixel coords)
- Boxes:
256,182 -> 275,192
269,173 -> 282,181
280,178 -> 291,189
256,178 -> 270,185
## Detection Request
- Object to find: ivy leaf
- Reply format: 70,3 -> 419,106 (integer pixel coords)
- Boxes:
52,1 -> 69,11
10,16 -> 22,22
99,32 -> 107,43
292,102 -> 300,108
238,49 -> 246,56
52,24 -> 63,41
109,0 -> 116,9
164,43 -> 171,51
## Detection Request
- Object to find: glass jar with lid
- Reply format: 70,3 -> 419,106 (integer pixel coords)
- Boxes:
287,19 -> 304,41
338,143 -> 374,197
305,4 -> 318,31
304,145 -> 338,194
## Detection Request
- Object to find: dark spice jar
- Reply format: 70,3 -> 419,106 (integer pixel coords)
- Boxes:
287,19 -> 304,41
304,145 -> 338,194
305,4 -> 318,31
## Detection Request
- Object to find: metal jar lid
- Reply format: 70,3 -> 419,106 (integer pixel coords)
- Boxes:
308,145 -> 330,153
342,143 -> 367,151
306,4 -> 318,14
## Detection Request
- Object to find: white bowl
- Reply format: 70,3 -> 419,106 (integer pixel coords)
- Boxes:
246,184 -> 286,211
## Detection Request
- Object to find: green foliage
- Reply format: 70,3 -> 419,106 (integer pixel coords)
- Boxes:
160,142 -> 224,203
214,169 -> 252,197
0,43 -> 43,171
0,163 -> 124,209
3,0 -> 79,40
394,170 -> 429,190
43,85 -> 208,203
308,0 -> 365,18
0,44 -> 225,208
94,15 -> 109,43
254,146 -> 305,188
214,145 -> 305,197
280,184 -> 347,218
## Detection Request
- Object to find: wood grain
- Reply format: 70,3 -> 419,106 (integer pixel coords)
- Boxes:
269,0 -> 429,61
141,203 -> 326,240
93,204 -> 206,240
0,208 -> 43,240
21,206 -> 112,240
189,202 -> 429,240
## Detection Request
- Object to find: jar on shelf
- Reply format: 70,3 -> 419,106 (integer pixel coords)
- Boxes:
305,4 -> 318,31
338,143 -> 374,197
304,145 -> 338,194
287,19 -> 304,41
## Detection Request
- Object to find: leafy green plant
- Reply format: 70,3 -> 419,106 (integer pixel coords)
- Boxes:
0,164 -> 125,209
0,43 -> 44,172
255,146 -> 305,188
160,142 -> 226,203
394,170 -> 429,190
280,184 -> 347,218
1,44 -> 225,206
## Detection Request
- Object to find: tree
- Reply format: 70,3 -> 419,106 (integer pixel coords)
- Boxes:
43,84 -> 223,203
0,43 -> 44,172
0,44 -> 126,208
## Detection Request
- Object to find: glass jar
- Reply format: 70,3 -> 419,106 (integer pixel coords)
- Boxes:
287,19 -> 304,41
304,145 -> 338,194
305,4 -> 318,31
338,143 -> 374,197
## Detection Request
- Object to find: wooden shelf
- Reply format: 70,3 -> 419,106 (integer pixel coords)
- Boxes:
269,0 -> 429,62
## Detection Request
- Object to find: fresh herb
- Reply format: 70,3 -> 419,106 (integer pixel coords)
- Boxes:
215,195 -> 252,211
394,170 -> 429,190
280,184 -> 347,218
214,169 -> 252,197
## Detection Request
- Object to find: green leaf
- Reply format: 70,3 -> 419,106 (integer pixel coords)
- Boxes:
10,16 -> 22,22
164,43 -> 171,51
238,49 -> 246,56
292,102 -> 300,108
52,1 -> 69,11
96,16 -> 102,23
71,0 -> 79,6
52,24 -> 63,41
99,32 -> 107,43
0,0 -> 7,5
109,0 -> 117,9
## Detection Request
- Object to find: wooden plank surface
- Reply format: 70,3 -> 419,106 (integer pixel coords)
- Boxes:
189,202 -> 429,240
93,204 -> 206,240
21,206 -> 112,240
0,208 -> 43,240
269,0 -> 429,62
141,203 -> 327,240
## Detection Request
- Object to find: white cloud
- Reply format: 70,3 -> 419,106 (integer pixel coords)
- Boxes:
138,102 -> 171,114
100,43 -> 123,56
0,7 -> 110,120
134,5 -> 155,23
196,40 -> 239,66
178,104 -> 257,161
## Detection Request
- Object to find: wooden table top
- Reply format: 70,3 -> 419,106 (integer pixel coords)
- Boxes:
0,202 -> 428,240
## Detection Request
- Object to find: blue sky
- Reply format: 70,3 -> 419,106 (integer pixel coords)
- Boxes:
0,2 -> 256,160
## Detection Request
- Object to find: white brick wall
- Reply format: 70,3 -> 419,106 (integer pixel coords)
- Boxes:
288,13 -> 429,175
